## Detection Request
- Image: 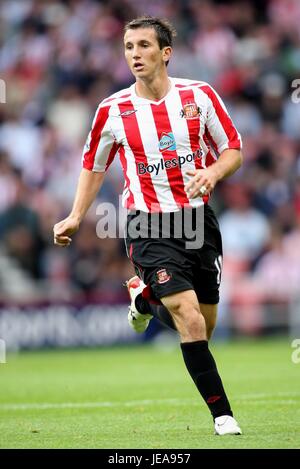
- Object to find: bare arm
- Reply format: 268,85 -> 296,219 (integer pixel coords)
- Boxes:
53,168 -> 105,247
185,149 -> 243,198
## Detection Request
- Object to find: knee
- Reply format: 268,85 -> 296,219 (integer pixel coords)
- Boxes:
168,300 -> 206,339
169,298 -> 199,321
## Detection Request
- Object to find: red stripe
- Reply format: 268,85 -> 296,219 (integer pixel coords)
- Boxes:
102,93 -> 131,105
175,83 -> 202,88
203,133 -> 216,167
150,102 -> 190,209
178,89 -> 203,170
119,100 -> 160,212
119,146 -> 135,209
207,395 -> 221,404
129,243 -> 133,260
105,141 -> 120,171
200,85 -> 241,150
83,106 -> 109,170
178,90 -> 212,204
204,124 -> 218,157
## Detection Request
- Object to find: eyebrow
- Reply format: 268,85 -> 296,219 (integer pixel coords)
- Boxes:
124,39 -> 152,46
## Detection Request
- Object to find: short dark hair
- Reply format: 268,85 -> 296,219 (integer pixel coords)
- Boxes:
124,16 -> 177,50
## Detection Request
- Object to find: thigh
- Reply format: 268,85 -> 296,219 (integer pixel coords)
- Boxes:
161,289 -> 199,312
161,290 -> 207,341
127,236 -> 194,300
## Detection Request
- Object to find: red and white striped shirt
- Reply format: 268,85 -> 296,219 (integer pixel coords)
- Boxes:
82,77 -> 242,213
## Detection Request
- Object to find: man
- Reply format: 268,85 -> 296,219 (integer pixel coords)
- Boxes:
54,16 -> 243,436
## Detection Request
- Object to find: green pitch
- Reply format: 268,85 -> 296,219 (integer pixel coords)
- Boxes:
0,337 -> 299,448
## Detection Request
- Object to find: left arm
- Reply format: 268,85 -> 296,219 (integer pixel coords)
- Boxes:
185,149 -> 243,198
185,84 -> 243,199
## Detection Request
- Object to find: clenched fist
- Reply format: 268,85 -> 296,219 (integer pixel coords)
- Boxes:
53,216 -> 80,247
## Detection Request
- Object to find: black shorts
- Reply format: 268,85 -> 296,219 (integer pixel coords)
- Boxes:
125,205 -> 223,304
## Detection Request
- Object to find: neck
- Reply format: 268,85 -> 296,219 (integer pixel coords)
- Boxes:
135,73 -> 171,101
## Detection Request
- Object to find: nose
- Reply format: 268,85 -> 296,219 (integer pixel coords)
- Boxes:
132,46 -> 141,59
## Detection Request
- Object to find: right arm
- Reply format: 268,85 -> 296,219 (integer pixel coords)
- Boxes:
53,168 -> 105,247
54,100 -> 119,247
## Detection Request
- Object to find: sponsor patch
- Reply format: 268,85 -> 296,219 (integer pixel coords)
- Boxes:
159,132 -> 176,152
180,102 -> 201,119
156,268 -> 172,284
137,148 -> 203,175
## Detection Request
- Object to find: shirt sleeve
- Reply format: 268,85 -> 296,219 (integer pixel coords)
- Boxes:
200,84 -> 242,156
82,103 -> 120,172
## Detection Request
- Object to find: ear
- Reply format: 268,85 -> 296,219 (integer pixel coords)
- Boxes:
162,46 -> 172,64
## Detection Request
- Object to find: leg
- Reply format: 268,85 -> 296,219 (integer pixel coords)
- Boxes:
199,303 -> 217,340
127,276 -> 176,332
135,296 -> 217,337
134,287 -> 218,338
161,289 -> 235,423
161,289 -> 206,342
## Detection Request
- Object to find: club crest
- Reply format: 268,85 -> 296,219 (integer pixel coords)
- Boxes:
180,102 -> 201,119
156,268 -> 172,284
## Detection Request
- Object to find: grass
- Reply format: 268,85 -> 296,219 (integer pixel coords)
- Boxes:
0,337 -> 299,448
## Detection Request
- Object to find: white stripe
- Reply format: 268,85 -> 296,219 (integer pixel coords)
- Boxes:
213,88 -> 242,150
1,392 -> 299,411
82,104 -> 117,172
189,89 -> 218,167
122,186 -> 130,207
92,119 -> 116,171
165,92 -> 203,210
206,97 -> 229,154
82,104 -> 101,166
117,104 -> 148,212
134,102 -> 177,212
237,391 -> 300,399
214,255 -> 222,284
197,86 -> 240,155
0,398 -> 191,411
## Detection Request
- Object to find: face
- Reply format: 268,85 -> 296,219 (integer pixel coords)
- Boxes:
124,27 -> 171,79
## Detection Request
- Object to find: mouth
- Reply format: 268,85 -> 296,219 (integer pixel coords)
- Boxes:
133,62 -> 144,71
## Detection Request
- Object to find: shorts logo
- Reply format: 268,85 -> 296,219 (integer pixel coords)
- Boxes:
159,132 -> 176,152
180,102 -> 201,119
156,268 -> 172,284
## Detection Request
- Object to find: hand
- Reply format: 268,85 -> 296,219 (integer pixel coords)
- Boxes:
185,168 -> 219,199
53,216 -> 80,247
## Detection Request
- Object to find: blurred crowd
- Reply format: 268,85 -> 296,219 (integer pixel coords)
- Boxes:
0,0 -> 300,330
